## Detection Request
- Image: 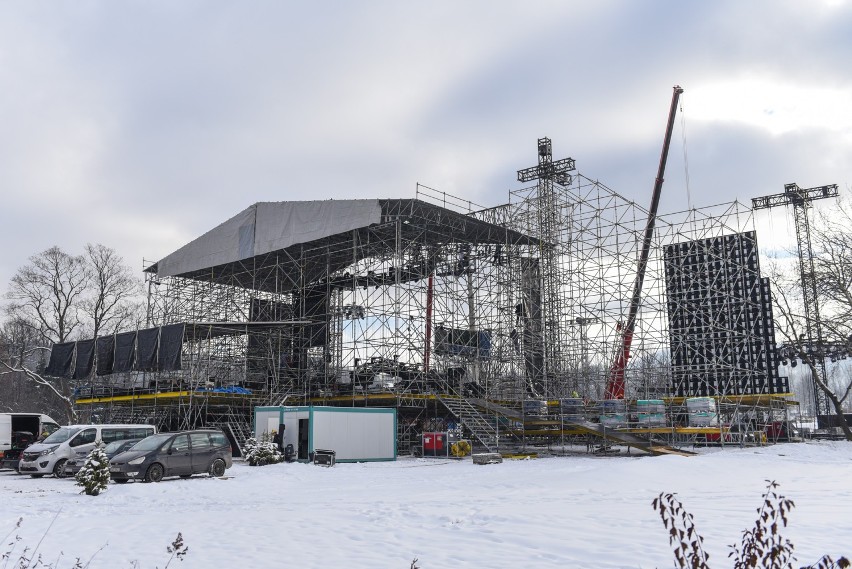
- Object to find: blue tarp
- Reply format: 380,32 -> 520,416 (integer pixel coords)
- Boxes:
195,386 -> 253,394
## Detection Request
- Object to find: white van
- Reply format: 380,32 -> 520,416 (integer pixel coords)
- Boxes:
0,413 -> 61,470
19,424 -> 156,478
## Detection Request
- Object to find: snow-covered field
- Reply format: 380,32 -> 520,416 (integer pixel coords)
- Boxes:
2,441 -> 851,568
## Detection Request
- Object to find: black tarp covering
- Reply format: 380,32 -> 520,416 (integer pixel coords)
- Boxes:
113,331 -> 136,373
250,298 -> 294,322
73,339 -> 95,379
158,323 -> 184,372
44,342 -> 75,378
135,328 -> 159,372
248,299 -> 294,387
96,335 -> 115,376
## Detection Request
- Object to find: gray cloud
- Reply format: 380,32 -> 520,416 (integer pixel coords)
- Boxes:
1,0 -> 850,292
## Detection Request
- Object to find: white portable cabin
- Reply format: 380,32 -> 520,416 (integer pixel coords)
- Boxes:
254,406 -> 396,463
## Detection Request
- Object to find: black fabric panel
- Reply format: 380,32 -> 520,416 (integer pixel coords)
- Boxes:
73,339 -> 95,380
302,290 -> 328,348
113,331 -> 136,373
95,335 -> 115,376
44,342 -> 75,378
250,298 -> 293,321
247,299 -> 294,389
158,323 -> 184,372
135,328 -> 160,372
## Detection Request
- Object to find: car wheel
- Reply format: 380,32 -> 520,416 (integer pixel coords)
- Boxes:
53,459 -> 68,478
209,458 -> 226,477
144,463 -> 164,483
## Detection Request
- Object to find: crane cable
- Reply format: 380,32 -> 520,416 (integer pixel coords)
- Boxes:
679,94 -> 693,213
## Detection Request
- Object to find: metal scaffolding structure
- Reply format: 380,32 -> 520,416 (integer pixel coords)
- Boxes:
68,140 -> 796,453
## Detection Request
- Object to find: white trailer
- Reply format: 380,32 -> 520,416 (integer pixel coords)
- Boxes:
0,413 -> 61,470
254,406 -> 396,463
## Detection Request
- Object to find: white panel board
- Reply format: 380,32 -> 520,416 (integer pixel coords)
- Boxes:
254,409 -> 280,439
311,409 -> 395,461
266,417 -> 279,437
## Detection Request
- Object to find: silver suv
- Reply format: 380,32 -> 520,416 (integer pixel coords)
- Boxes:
109,430 -> 232,483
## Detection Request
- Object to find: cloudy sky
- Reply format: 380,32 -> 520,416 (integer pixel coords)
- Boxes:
0,0 -> 850,291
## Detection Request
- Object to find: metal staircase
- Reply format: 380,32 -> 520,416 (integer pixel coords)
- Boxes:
436,395 -> 513,452
226,421 -> 253,453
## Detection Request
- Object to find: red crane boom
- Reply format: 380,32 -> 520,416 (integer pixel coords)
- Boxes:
605,85 -> 684,399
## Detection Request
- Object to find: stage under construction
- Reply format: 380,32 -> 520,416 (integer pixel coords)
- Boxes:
62,133 -> 795,456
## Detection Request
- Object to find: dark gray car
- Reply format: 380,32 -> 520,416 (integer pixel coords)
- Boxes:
109,430 -> 232,483
64,438 -> 144,477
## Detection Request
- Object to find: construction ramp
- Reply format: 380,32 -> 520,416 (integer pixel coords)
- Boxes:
563,419 -> 695,457
469,399 -> 693,457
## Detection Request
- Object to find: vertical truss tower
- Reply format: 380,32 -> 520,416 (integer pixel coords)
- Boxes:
752,182 -> 839,415
515,138 -> 575,396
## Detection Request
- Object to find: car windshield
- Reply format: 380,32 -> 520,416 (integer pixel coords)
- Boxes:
130,434 -> 171,451
42,427 -> 82,444
104,439 -> 137,454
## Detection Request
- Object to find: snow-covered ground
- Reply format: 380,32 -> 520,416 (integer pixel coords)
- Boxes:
2,441 -> 851,568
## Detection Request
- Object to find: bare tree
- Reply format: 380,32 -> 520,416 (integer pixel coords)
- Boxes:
767,197 -> 852,440
633,349 -> 672,400
3,247 -> 88,422
83,243 -> 142,338
6,246 -> 89,344
812,199 -> 852,338
2,244 -> 143,423
0,319 -> 73,420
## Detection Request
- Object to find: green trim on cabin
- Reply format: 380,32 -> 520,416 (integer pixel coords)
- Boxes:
255,405 -> 395,415
308,405 -> 314,455
306,406 -> 396,414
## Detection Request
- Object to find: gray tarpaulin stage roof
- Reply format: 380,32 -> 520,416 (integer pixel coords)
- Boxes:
145,199 -> 538,293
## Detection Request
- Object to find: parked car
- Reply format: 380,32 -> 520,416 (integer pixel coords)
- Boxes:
63,438 -> 144,477
19,424 -> 156,478
109,430 -> 232,483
